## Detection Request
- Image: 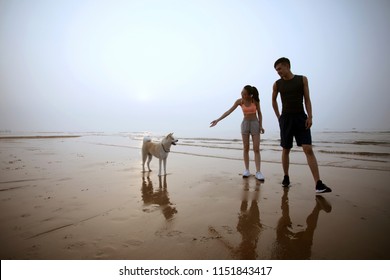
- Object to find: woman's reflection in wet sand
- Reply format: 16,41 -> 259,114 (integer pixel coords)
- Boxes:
209,179 -> 263,259
141,173 -> 177,220
236,179 -> 263,259
272,188 -> 332,259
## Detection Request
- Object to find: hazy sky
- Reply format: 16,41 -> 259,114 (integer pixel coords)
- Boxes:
1,0 -> 389,137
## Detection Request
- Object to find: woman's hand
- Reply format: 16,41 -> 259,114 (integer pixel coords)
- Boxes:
210,120 -> 219,127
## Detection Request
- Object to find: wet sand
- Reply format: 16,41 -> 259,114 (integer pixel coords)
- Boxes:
1,135 -> 389,259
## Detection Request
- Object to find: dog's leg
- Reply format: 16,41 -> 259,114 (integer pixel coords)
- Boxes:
142,150 -> 146,173
158,158 -> 162,176
163,158 -> 167,175
147,154 -> 152,172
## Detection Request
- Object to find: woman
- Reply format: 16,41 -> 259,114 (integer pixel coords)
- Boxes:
210,85 -> 265,180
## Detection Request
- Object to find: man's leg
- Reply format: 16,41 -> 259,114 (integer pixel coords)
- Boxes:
301,144 -> 332,193
282,148 -> 290,177
280,115 -> 292,186
302,144 -> 320,183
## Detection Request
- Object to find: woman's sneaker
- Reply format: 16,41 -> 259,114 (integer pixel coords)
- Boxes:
242,170 -> 251,178
255,171 -> 265,181
315,180 -> 332,193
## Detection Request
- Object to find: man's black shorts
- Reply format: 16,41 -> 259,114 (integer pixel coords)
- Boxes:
279,113 -> 312,149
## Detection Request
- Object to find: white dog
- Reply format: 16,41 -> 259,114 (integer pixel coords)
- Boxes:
142,133 -> 178,176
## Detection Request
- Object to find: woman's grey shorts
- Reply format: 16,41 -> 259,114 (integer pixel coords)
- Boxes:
241,119 -> 260,135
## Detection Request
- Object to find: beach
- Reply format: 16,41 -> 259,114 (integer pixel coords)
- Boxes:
0,132 -> 389,260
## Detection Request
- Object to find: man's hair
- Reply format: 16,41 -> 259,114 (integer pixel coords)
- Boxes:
274,57 -> 291,69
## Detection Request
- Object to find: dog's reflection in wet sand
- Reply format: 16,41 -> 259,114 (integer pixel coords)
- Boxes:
141,173 -> 177,220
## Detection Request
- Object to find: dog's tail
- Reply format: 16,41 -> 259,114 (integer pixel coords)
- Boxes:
143,136 -> 152,143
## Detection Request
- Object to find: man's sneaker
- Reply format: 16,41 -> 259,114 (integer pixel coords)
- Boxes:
255,171 -> 265,181
315,180 -> 332,193
242,170 -> 251,178
282,175 -> 290,187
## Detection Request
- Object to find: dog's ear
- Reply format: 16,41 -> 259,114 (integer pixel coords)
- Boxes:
168,133 -> 173,137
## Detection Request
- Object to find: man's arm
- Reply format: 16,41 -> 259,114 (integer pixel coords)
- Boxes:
303,76 -> 313,129
272,82 -> 280,119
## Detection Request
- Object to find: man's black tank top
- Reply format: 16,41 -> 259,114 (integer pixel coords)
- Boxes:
276,75 -> 305,114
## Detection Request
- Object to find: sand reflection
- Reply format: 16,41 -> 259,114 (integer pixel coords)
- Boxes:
209,179 -> 263,259
141,173 -> 177,220
235,179 -> 263,259
272,189 -> 332,259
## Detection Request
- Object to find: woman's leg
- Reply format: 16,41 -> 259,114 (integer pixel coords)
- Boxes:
251,133 -> 261,172
242,133 -> 250,170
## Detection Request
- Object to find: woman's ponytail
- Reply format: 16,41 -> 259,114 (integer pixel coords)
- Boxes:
251,86 -> 260,103
244,85 -> 260,102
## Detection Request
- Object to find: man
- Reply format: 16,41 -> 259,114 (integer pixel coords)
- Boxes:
272,57 -> 332,193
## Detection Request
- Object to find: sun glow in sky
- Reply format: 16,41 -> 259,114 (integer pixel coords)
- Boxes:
1,0 -> 389,137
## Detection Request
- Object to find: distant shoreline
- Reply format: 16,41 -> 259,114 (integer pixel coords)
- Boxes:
0,135 -> 81,140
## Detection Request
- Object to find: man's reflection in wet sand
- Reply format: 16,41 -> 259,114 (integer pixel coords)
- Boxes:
141,173 -> 177,220
271,188 -> 332,259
